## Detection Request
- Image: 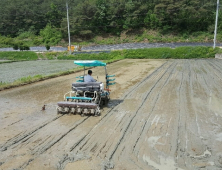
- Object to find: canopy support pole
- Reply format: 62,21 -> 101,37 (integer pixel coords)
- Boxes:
105,66 -> 108,89
84,66 -> 85,82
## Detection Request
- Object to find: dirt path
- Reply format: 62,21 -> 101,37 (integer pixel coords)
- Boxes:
1,59 -> 222,170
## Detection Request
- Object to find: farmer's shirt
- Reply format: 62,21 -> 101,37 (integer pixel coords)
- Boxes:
84,74 -> 96,82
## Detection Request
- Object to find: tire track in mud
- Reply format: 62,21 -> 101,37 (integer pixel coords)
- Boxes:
193,60 -> 221,167
176,59 -> 222,169
188,60 -> 207,146
174,60 -> 189,168
113,60 -> 183,170
109,61 -> 178,160
199,60 -> 222,139
112,60 -> 186,170
0,115 -> 64,168
132,60 -> 180,153
199,60 -> 222,133
125,59 -> 221,170
56,107 -> 124,170
174,60 -> 198,169
0,116 -> 91,169
180,59 -> 209,168
152,59 -> 222,170
0,115 -> 64,152
36,117 -> 90,154
16,117 -> 92,170
174,60 -> 184,165
207,59 -> 222,83
0,114 -> 64,169
193,60 -> 217,136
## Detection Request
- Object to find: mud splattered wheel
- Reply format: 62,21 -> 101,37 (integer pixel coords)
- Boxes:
100,96 -> 109,106
104,96 -> 109,105
95,108 -> 101,117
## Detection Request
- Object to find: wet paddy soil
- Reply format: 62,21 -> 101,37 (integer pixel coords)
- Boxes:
0,60 -> 79,83
1,59 -> 222,170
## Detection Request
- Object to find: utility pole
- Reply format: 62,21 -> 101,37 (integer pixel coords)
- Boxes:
214,0 -> 220,49
66,0 -> 71,54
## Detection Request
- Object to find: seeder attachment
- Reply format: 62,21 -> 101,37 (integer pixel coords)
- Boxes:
57,101 -> 100,116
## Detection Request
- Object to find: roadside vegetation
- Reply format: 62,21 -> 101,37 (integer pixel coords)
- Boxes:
58,46 -> 221,60
2,46 -> 219,61
0,51 -> 38,61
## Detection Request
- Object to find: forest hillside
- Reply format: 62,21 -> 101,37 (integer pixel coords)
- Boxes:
0,0 -> 221,47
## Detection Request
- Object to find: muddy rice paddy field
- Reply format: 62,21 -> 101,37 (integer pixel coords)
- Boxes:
0,60 -> 79,83
1,59 -> 222,170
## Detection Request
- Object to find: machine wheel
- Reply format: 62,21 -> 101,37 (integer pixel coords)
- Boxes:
95,109 -> 101,116
94,113 -> 100,117
104,96 -> 109,106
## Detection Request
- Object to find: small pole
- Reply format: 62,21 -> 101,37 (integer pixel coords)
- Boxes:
84,66 -> 85,76
105,66 -> 108,89
84,66 -> 85,82
214,0 -> 220,49
66,1 -> 71,54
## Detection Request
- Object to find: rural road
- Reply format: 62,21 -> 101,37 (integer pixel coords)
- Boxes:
0,42 -> 222,52
0,59 -> 222,170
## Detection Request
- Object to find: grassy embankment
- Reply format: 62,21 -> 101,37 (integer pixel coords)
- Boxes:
0,46 -> 221,90
76,30 -> 222,46
0,30 -> 221,48
0,51 -> 38,64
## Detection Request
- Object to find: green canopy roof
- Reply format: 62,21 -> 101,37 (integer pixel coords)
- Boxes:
74,60 -> 106,67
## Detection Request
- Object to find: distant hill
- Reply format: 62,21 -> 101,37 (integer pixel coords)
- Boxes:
0,0 -> 220,41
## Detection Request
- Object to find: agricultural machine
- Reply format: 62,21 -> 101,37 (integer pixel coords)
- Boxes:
57,60 -> 116,116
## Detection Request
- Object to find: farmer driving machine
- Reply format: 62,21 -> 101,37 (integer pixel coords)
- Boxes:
57,60 -> 116,116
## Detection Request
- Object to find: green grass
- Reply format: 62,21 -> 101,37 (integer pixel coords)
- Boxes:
122,46 -> 220,59
36,51 -> 68,60
1,46 -> 219,62
0,60 -> 17,64
0,51 -> 38,61
57,51 -> 124,60
57,46 -> 222,60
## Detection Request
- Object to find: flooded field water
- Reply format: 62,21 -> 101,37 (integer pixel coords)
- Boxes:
0,60 -> 79,83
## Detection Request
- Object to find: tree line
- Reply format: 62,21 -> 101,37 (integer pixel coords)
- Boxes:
0,0 -> 220,39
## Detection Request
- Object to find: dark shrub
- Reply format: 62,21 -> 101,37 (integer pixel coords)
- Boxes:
12,43 -> 19,50
23,45 -> 30,51
45,44 -> 50,50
